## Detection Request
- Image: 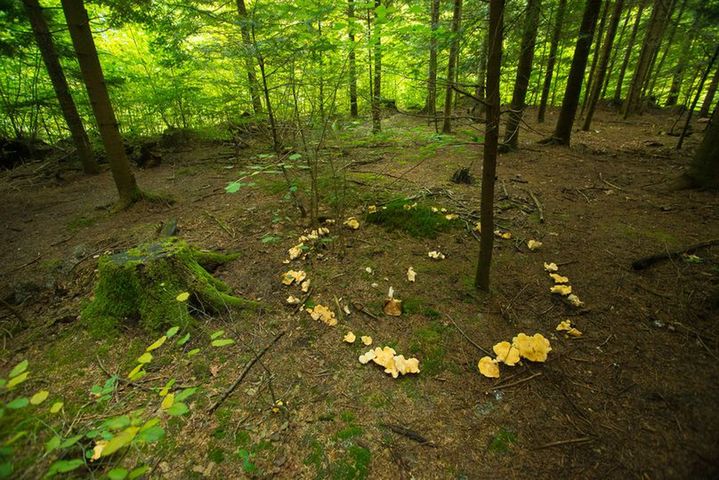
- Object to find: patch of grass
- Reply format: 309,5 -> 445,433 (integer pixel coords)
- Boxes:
365,198 -> 456,238
488,427 -> 517,453
408,321 -> 448,375
402,297 -> 441,319
67,214 -> 97,231
208,447 -> 225,463
619,223 -> 679,247
336,425 -> 363,441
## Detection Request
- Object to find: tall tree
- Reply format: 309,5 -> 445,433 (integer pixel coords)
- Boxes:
614,0 -> 646,104
583,0 -> 625,131
236,0 -> 262,114
537,0 -> 567,123
442,0 -> 463,134
61,0 -> 141,208
542,0 -> 603,145
582,0 -> 610,114
22,0 -> 98,174
472,30 -> 488,120
665,11 -> 699,106
623,0 -> 671,117
348,0 -> 359,117
501,0 -> 541,149
647,0 -> 688,98
687,107 -> 719,188
699,65 -> 719,118
476,0 -> 504,291
371,0 -> 382,134
601,4 -> 632,98
426,0 -> 440,123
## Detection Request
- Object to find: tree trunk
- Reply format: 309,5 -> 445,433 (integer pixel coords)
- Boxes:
614,0 -> 646,104
502,0 -> 541,149
61,0 -> 141,208
647,0 -> 687,97
677,45 -> 719,150
472,30 -> 488,121
665,11 -> 698,106
687,107 -> 719,188
582,0 -> 610,115
23,0 -> 98,174
236,0 -> 263,114
601,4 -> 631,98
699,65 -> 719,118
583,0 -> 625,131
538,0 -> 567,123
475,0 -> 504,291
442,0 -> 463,134
426,0 -> 440,122
371,0 -> 382,134
623,0 -> 671,117
544,0 -> 602,145
348,0 -> 358,117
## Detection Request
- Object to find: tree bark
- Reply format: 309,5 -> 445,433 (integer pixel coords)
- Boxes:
475,0 -> 504,291
472,29 -> 488,120
544,0 -> 602,145
583,0 -> 625,131
699,65 -> 719,118
614,0 -> 646,104
687,107 -> 719,188
677,45 -> 719,150
538,0 -> 567,123
426,0 -> 440,122
61,0 -> 141,208
442,0 -> 463,134
582,0 -> 610,115
502,0 -> 541,149
23,0 -> 98,174
623,0 -> 671,117
236,0 -> 263,114
371,0 -> 382,134
601,4 -> 631,98
647,0 -> 687,97
348,0 -> 358,117
665,10 -> 698,106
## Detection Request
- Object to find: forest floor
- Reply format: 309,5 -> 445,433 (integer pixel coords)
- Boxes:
1,106 -> 718,479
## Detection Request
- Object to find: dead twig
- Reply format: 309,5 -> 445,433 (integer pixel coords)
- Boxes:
491,372 -> 542,391
208,331 -> 285,414
533,437 -> 593,450
526,189 -> 544,223
380,423 -> 437,447
631,239 -> 719,270
446,313 -> 491,356
599,173 -> 623,191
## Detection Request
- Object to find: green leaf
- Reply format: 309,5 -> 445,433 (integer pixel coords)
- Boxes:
186,348 -> 200,357
45,435 -> 61,454
6,397 -> 28,409
136,426 -> 164,443
175,387 -> 197,402
177,333 -> 191,346
59,435 -> 83,449
45,459 -> 84,477
8,360 -> 28,378
101,427 -> 139,457
50,401 -> 64,414
166,402 -> 189,416
146,336 -> 167,352
0,461 -> 12,479
288,153 -> 302,161
176,292 -> 190,302
166,326 -> 180,338
30,390 -> 49,405
211,338 -> 235,347
136,352 -> 153,364
103,415 -> 131,431
159,379 -> 176,396
4,431 -> 26,445
128,465 -> 150,480
210,330 -> 225,340
7,372 -> 28,389
107,468 -> 129,480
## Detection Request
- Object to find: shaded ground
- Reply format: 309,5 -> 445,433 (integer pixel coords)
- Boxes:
1,105 -> 718,479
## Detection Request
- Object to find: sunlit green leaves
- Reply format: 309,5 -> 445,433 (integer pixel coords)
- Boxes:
6,398 -> 28,410
30,390 -> 49,405
45,459 -> 84,477
211,338 -> 235,347
8,360 -> 27,378
6,372 -> 28,389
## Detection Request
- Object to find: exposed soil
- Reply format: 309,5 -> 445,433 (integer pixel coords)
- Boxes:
1,106 -> 718,479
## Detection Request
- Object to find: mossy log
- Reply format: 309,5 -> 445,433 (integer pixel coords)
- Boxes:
82,238 -> 258,335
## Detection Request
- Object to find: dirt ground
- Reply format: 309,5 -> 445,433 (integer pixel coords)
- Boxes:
1,105 -> 718,479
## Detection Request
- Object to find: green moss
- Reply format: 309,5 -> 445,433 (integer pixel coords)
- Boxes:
402,297 -> 440,319
335,426 -> 363,441
488,427 -> 517,453
409,321 -> 448,375
208,447 -> 225,463
67,215 -> 98,231
365,198 -> 456,238
82,239 -> 258,336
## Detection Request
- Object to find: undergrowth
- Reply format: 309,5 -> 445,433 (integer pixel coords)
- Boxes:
365,198 -> 456,238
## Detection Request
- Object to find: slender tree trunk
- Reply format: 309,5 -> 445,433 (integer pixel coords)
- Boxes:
61,0 -> 140,208
442,0 -> 463,134
236,0 -> 262,114
502,0 -> 541,149
426,0 -> 440,121
371,0 -> 382,134
348,0 -> 358,117
476,0 -> 504,291
699,66 -> 719,118
640,0 -> 676,101
677,45 -> 719,149
623,0 -> 671,117
665,11 -> 698,106
23,0 -> 98,174
582,0 -> 610,115
601,4 -> 631,98
544,0 -> 602,145
614,0 -> 646,104
472,31 -> 488,120
647,0 -> 687,97
538,0 -> 567,123
687,107 -> 719,188
583,0 -> 625,131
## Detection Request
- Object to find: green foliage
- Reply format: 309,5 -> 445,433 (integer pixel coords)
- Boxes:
365,199 -> 456,238
488,427 -> 517,454
408,321 -> 448,375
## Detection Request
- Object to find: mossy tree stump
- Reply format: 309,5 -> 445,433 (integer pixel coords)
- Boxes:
82,238 -> 258,335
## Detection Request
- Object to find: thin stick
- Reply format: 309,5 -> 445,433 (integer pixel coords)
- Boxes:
208,331 -> 285,414
446,313 -> 491,356
534,436 -> 592,450
491,372 -> 542,391
599,172 -> 623,191
527,189 -> 544,223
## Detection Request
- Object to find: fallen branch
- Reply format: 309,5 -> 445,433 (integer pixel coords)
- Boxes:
526,189 -> 544,223
533,437 -> 592,450
631,239 -> 719,270
208,331 -> 285,414
380,423 -> 437,447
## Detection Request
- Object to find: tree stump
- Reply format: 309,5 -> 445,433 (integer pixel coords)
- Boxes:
82,238 -> 258,335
